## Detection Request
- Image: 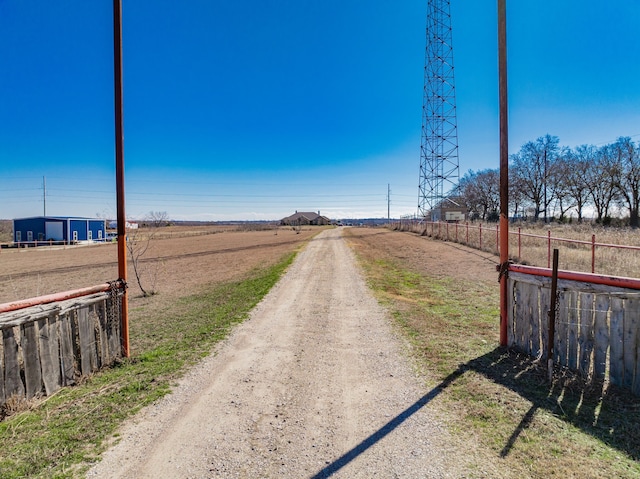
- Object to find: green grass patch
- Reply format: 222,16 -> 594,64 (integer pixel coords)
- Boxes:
348,231 -> 640,478
0,253 -> 296,478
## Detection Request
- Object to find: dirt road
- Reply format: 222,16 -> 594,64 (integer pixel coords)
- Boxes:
87,228 -> 462,478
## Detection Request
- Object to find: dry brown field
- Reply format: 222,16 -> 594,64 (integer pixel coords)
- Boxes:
0,224 -> 318,310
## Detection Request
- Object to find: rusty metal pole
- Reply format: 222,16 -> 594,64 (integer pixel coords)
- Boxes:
114,0 -> 129,357
498,0 -> 509,347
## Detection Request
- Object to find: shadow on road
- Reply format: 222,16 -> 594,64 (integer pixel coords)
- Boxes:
311,348 -> 640,478
310,366 -> 465,479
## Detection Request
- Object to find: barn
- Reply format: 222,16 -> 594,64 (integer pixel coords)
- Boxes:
12,216 -> 107,244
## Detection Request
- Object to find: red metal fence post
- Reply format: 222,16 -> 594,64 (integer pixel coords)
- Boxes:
518,227 -> 521,260
592,234 -> 596,274
547,230 -> 551,269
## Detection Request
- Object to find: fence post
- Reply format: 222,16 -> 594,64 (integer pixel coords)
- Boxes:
592,234 -> 596,274
455,222 -> 458,242
518,227 -> 521,260
466,222 -> 469,244
479,223 -> 483,250
446,222 -> 449,241
547,230 -> 551,268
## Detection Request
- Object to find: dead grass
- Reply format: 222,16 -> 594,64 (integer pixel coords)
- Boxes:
397,221 -> 640,278
346,227 -> 640,479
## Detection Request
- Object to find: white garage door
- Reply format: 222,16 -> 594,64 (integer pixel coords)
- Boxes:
45,221 -> 64,241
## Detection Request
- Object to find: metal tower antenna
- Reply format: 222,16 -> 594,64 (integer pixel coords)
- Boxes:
418,0 -> 460,221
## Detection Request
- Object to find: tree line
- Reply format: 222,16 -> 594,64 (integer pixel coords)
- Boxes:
455,135 -> 640,227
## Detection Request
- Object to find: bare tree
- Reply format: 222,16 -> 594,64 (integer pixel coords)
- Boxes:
586,145 -> 620,224
508,168 -> 527,219
612,137 -> 640,227
510,135 -> 560,220
147,211 -> 170,228
126,211 -> 168,296
565,145 -> 596,222
459,169 -> 499,220
549,148 -> 576,221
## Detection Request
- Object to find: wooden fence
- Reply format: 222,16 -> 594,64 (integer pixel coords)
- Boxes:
0,289 -> 122,407
508,271 -> 640,394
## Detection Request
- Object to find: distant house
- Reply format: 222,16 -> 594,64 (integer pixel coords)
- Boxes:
12,216 -> 106,244
107,220 -> 138,230
280,211 -> 331,226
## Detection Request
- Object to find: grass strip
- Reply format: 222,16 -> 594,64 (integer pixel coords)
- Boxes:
0,253 -> 296,479
350,234 -> 640,479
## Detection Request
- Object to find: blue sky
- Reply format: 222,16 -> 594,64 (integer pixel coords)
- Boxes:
1,1 -> 639,221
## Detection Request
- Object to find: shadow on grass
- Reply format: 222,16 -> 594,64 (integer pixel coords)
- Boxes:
466,348 -> 640,460
310,348 -> 640,478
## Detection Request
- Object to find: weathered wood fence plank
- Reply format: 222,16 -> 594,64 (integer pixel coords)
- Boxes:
3,328 -> 25,398
38,316 -> 61,396
623,298 -> 638,390
22,321 -> 42,398
609,297 -> 625,387
97,300 -> 109,369
629,298 -> 640,395
579,293 -> 595,377
58,314 -> 76,386
555,290 -> 568,367
78,307 -> 95,376
507,277 -> 516,347
539,285 -> 550,359
567,291 -> 579,371
508,272 -> 640,397
593,294 -> 610,381
531,284 -> 541,357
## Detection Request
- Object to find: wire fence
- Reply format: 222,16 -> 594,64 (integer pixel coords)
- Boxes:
394,219 -> 640,278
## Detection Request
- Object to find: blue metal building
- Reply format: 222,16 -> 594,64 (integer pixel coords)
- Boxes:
12,216 -> 106,244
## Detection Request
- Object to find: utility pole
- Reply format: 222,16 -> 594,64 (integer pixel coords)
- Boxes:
42,176 -> 46,216
387,183 -> 391,221
543,149 -> 548,223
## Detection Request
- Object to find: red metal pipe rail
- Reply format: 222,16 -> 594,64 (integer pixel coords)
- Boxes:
509,264 -> 640,291
0,281 -> 125,315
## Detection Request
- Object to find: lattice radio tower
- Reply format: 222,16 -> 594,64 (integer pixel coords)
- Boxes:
418,0 -> 460,220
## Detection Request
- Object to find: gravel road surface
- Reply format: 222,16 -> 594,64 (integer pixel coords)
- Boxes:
87,228 -> 463,478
